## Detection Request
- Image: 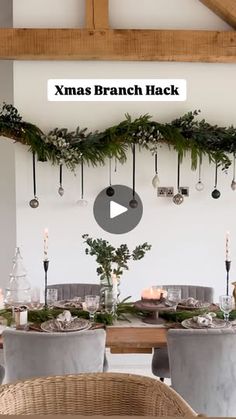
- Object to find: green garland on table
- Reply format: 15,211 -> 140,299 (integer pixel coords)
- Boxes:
1,103 -> 236,170
0,306 -> 235,326
0,308 -> 114,326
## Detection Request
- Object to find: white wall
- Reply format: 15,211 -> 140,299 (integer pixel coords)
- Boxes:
12,0 -> 236,304
0,0 -> 15,290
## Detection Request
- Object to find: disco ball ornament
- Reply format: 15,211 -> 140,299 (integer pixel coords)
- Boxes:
106,186 -> 115,197
173,193 -> 184,205
211,189 -> 221,199
129,199 -> 138,208
231,180 -> 236,191
152,174 -> 160,189
195,181 -> 204,192
29,198 -> 39,208
58,186 -> 64,196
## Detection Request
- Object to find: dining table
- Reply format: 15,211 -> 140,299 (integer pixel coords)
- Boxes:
0,316 -> 168,354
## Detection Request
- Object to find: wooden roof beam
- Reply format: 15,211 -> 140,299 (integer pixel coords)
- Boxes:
0,28 -> 236,62
199,0 -> 236,29
86,0 -> 109,29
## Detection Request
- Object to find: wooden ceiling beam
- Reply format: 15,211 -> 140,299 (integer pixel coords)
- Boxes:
0,28 -> 236,62
86,0 -> 109,29
199,0 -> 236,29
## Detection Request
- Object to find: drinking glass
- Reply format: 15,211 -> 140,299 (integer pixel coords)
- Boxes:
167,287 -> 182,310
85,295 -> 100,322
219,295 -> 234,322
30,287 -> 41,309
46,288 -> 58,307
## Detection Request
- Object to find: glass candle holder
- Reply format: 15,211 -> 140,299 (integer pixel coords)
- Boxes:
14,305 -> 28,330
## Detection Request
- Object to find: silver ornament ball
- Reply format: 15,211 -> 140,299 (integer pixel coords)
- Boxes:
173,193 -> 184,205
29,198 -> 39,208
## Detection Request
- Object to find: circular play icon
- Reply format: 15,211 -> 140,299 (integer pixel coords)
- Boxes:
93,185 -> 143,234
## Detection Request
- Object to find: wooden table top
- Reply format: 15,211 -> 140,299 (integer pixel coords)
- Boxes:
0,317 -> 169,354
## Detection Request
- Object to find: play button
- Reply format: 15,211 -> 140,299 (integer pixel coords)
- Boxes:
110,201 -> 128,219
93,185 -> 143,234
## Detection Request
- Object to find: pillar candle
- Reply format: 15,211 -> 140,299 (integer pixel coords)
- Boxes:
44,228 -> 49,260
226,232 -> 231,261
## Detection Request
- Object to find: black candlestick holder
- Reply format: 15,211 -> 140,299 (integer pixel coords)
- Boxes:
43,259 -> 49,308
225,260 -> 231,296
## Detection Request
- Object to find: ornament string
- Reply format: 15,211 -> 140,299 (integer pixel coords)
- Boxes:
132,143 -> 136,198
29,152 -> 39,207
33,152 -> 37,198
177,153 -> 180,192
214,163 -> 218,189
109,157 -> 112,186
154,152 -> 158,175
231,153 -> 236,191
81,160 -> 84,200
59,164 -> 63,187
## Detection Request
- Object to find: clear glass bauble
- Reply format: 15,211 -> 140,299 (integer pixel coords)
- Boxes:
77,199 -> 88,207
195,181 -> 204,192
152,174 -> 160,189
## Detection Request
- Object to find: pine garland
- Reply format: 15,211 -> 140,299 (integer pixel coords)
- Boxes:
1,103 -> 236,170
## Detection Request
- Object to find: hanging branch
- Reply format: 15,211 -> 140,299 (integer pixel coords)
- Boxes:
0,103 -> 235,171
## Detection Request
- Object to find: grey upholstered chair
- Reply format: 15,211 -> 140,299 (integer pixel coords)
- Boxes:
2,328 -> 106,384
47,283 -> 100,300
152,285 -> 214,380
167,328 -> 236,417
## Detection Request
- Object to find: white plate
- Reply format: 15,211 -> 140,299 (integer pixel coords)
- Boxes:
54,299 -> 83,309
41,317 -> 91,332
178,302 -> 210,311
181,318 -> 230,329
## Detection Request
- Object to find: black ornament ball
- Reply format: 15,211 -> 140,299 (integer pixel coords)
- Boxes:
211,189 -> 221,199
106,186 -> 115,197
129,199 -> 138,208
29,198 -> 39,208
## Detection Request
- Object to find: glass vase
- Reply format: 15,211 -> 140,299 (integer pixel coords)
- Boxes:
100,276 -> 113,310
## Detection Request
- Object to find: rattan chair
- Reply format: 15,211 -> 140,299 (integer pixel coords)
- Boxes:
0,373 -> 197,416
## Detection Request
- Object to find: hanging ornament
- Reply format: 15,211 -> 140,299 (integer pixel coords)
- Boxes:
29,152 -> 39,208
211,162 -> 221,199
195,158 -> 204,191
58,164 -> 64,196
129,144 -> 138,208
77,160 -> 88,207
106,158 -> 115,197
152,152 -> 160,188
231,153 -> 236,191
173,154 -> 184,205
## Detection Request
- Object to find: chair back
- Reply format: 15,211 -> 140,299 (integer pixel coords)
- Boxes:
162,285 -> 214,303
2,328 -> 106,384
0,372 -> 197,416
47,283 -> 100,300
168,328 -> 236,417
